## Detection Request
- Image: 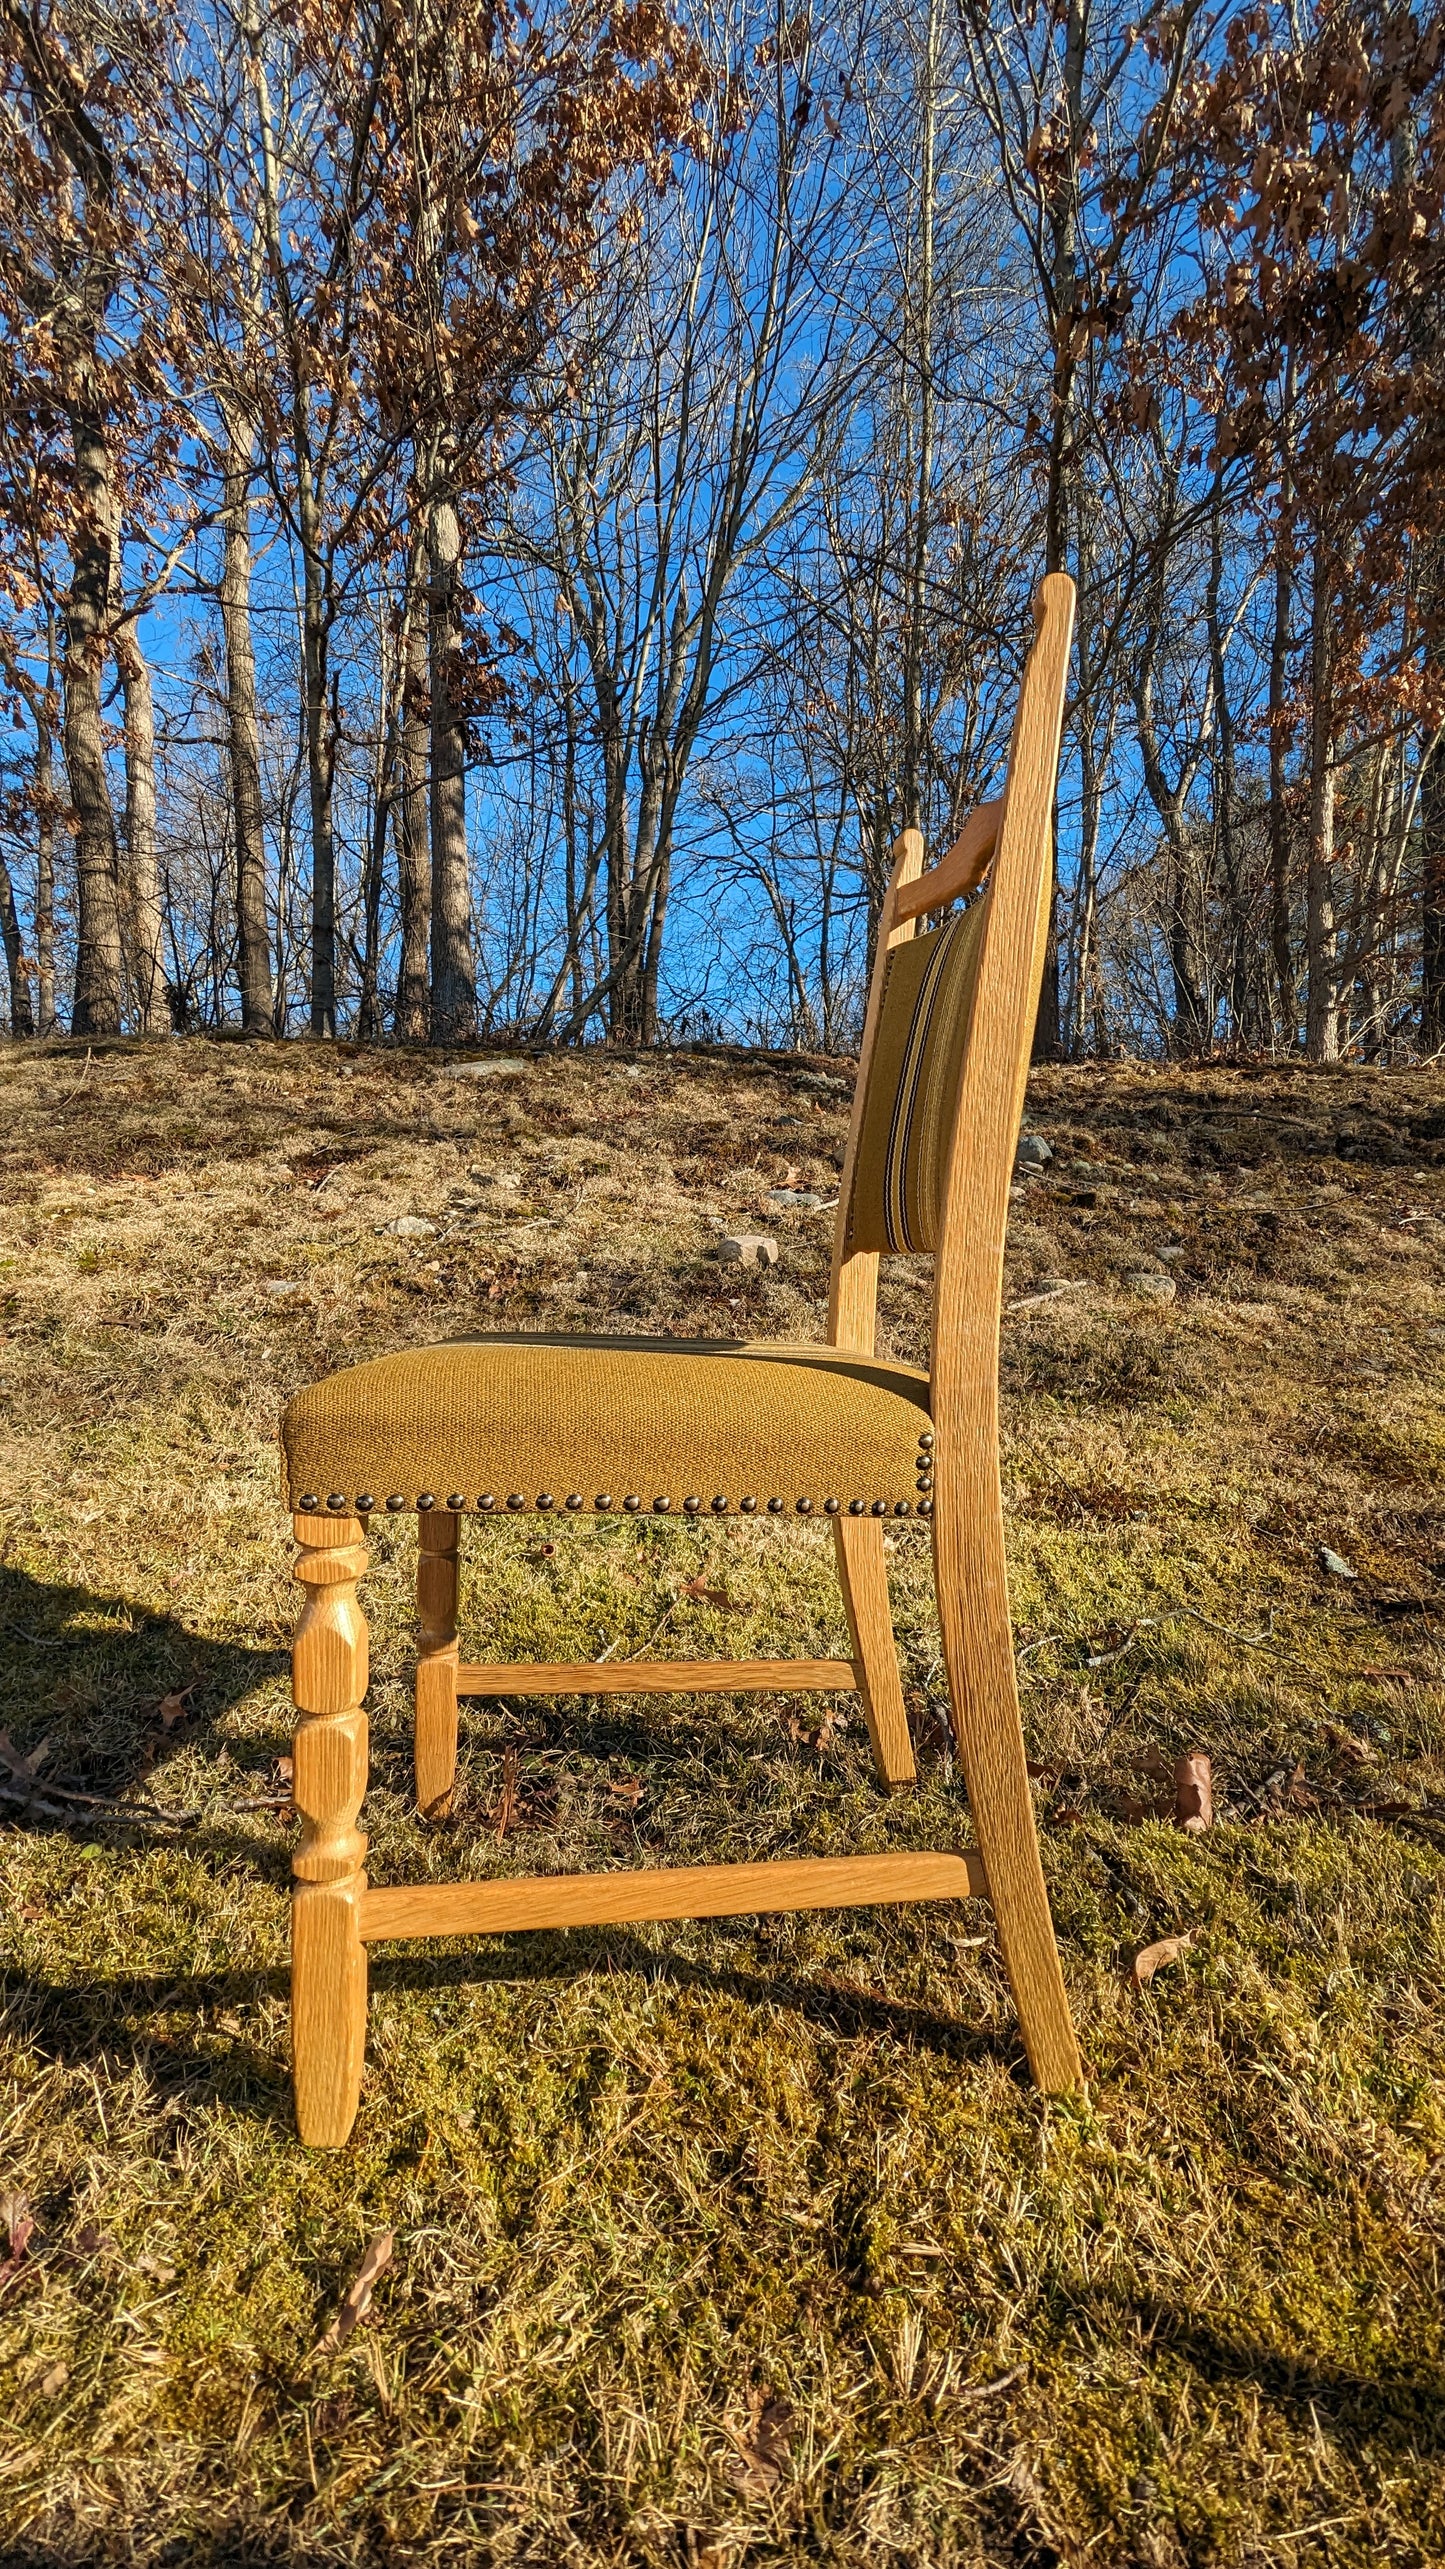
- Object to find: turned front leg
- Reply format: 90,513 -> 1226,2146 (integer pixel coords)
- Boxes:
291,1510 -> 369,2146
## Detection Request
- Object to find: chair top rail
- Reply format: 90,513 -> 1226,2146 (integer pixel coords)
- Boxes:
891,797 -> 1003,926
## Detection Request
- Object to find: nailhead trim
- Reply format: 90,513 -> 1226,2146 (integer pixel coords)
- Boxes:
304,1483 -> 929,1520
918,1430 -> 935,1450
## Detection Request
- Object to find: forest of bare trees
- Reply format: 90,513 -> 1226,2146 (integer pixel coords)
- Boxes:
1,0 -> 1443,1061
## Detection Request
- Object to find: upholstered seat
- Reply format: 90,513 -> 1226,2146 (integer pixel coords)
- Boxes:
282,1333 -> 934,1522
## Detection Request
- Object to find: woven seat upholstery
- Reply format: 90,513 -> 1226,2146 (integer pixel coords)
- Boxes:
282,1333 -> 933,1519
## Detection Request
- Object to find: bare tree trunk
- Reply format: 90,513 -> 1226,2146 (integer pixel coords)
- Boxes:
1419,536 -> 1445,1050
396,560 -> 431,1041
427,496 -> 476,1043
900,0 -> 941,837
0,850 -> 34,1035
221,408 -> 272,1033
117,617 -> 166,1034
1269,529 -> 1297,1049
35,703 -> 58,1037
1305,561 -> 1339,1062
65,411 -> 124,1036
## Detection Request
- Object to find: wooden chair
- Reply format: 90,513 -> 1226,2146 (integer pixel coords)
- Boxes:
282,572 -> 1082,2145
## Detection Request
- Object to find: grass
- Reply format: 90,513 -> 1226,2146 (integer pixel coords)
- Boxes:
1,1035 -> 1444,2567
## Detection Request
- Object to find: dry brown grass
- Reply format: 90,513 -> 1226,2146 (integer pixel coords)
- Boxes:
1,1036 -> 1444,2568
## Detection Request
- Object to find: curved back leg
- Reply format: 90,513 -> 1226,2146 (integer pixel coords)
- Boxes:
416,1512 -> 461,1818
833,1514 -> 915,1790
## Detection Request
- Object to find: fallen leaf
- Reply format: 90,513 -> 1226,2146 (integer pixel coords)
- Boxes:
39,2362 -> 67,2396
0,1731 -> 52,1783
682,1577 -> 732,1609
1050,1805 -> 1088,1827
1174,1751 -> 1213,1833
607,1775 -> 644,1808
1351,1798 -> 1417,1820
0,2192 -> 34,2299
155,1688 -> 196,1730
1359,1665 -> 1416,1684
728,2388 -> 794,2493
314,2231 -> 394,2356
1263,1761 -> 1319,1812
492,1746 -> 520,1842
275,1755 -> 294,1783
1130,1927 -> 1201,1988
1324,1724 -> 1376,1765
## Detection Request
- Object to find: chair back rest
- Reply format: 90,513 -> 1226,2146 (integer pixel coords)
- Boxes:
829,574 -> 1075,1347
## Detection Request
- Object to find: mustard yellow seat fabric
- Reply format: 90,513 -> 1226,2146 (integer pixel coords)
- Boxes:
282,1333 -> 935,1522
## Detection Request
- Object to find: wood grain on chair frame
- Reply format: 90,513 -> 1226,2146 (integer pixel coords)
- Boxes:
287,572 -> 1081,2143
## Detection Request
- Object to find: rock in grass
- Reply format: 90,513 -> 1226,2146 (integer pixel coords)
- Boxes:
1320,1546 -> 1357,1578
381,1215 -> 438,1238
1126,1271 -> 1176,1303
451,1059 -> 524,1079
766,1188 -> 831,1212
719,1234 -> 778,1268
1016,1134 -> 1053,1166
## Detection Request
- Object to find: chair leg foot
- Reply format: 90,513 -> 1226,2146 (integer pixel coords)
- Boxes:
416,1513 -> 460,1816
933,1507 -> 1083,2092
834,1514 -> 915,1789
292,1880 -> 368,2146
291,1512 -> 370,2146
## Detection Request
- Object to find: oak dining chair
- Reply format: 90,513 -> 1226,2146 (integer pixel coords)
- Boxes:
280,571 -> 1082,2144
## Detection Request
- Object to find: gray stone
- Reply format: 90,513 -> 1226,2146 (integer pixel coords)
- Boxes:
1126,1270 -> 1177,1303
1320,1546 -> 1357,1578
452,1059 -> 523,1079
382,1215 -> 438,1237
1016,1133 -> 1053,1166
766,1188 -> 832,1212
719,1234 -> 779,1268
263,1277 -> 304,1297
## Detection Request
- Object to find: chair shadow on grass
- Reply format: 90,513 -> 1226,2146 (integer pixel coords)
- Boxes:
6,1932 -> 1012,2129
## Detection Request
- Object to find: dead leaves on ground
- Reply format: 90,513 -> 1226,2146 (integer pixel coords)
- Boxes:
313,2231 -> 394,2359
726,2388 -> 794,2496
0,2191 -> 34,2299
1130,1926 -> 1202,1989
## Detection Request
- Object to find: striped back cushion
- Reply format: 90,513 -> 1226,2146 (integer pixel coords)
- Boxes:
846,896 -> 988,1254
